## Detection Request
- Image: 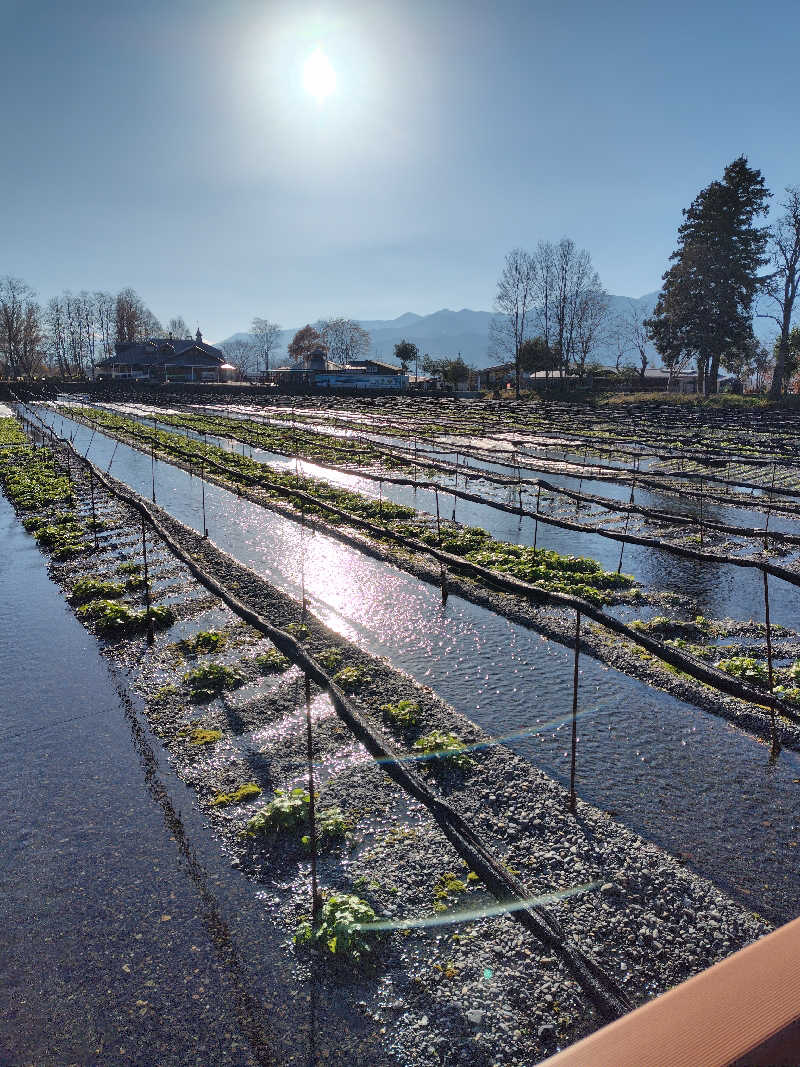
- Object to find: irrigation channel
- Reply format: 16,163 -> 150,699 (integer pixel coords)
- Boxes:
2,399 -> 798,1066
64,397 -> 800,625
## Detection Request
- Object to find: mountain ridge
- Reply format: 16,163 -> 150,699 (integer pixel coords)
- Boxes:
216,293 -> 775,371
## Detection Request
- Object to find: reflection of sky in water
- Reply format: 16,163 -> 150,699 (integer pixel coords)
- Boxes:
63,398 -> 800,624
34,406 -> 800,921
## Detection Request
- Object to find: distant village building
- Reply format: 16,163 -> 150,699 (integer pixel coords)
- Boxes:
95,329 -> 235,383
271,347 -> 408,390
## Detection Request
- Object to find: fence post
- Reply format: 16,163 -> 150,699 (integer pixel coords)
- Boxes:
569,611 -> 581,814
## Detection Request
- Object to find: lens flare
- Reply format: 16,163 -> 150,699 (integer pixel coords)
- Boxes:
354,881 -> 601,932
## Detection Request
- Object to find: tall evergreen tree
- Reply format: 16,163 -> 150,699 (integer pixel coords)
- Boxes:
646,157 -> 771,394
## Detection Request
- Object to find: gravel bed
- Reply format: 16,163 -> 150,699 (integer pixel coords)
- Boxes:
56,407 -> 800,753
5,433 -> 776,1065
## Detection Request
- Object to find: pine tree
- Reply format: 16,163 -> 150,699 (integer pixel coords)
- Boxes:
646,157 -> 771,394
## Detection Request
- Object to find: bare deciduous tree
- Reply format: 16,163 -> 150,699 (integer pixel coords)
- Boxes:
115,287 -> 160,343
573,286 -> 609,380
531,240 -> 558,355
220,338 -> 259,379
317,317 -> 371,367
763,187 -> 800,398
490,247 -> 536,398
167,316 -> 192,339
614,301 -> 653,381
552,238 -> 604,376
251,317 -> 281,375
94,291 -> 115,360
45,296 -> 69,376
0,276 -> 36,378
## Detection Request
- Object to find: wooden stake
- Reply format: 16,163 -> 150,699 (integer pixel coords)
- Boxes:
533,484 -> 541,552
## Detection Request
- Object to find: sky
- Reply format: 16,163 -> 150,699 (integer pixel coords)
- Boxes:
2,0 -> 799,343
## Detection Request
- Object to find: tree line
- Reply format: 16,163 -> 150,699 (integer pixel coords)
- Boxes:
494,156 -> 800,399
0,279 -> 195,379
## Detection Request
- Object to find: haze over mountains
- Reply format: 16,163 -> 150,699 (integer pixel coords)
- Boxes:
219,292 -> 774,371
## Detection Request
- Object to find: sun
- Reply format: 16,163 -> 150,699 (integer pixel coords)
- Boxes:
303,48 -> 336,99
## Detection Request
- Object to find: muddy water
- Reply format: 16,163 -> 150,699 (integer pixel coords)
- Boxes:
0,489 -> 384,1066
33,407 -> 800,925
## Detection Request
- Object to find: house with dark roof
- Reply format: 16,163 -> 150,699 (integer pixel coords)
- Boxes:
95,329 -> 234,383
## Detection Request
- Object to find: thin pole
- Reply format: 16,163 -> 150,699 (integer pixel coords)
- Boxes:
441,563 -> 449,605
618,458 -> 638,574
763,463 -> 777,550
763,568 -> 780,759
89,467 -> 99,551
569,611 -> 581,814
300,499 -> 307,621
304,672 -> 320,919
533,484 -> 541,552
200,457 -> 208,538
435,487 -> 441,544
576,450 -> 586,513
141,513 -> 155,646
150,420 -> 157,504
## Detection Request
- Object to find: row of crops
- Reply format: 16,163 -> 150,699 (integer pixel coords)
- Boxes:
7,398 -> 800,1065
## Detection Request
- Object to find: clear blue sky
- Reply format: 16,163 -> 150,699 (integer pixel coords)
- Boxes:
2,0 -> 798,342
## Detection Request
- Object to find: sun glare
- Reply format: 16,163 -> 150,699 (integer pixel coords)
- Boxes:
303,48 -> 336,99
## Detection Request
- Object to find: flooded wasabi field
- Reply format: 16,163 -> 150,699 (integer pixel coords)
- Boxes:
3,393 -> 799,1066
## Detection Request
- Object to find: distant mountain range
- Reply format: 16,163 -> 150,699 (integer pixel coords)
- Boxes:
219,292 -> 775,371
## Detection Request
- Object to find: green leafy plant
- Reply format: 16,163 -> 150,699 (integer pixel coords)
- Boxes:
179,629 -> 226,655
151,684 -> 178,703
433,870 -> 467,904
332,665 -> 371,693
301,805 -> 348,850
242,787 -> 310,835
380,699 -> 420,726
318,647 -> 343,670
286,622 -> 311,641
183,662 -> 244,702
254,648 -> 290,673
211,782 -> 262,807
294,892 -> 380,960
77,599 -> 175,636
716,656 -> 768,684
413,730 -> 472,769
71,577 -> 125,604
186,726 -> 223,746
